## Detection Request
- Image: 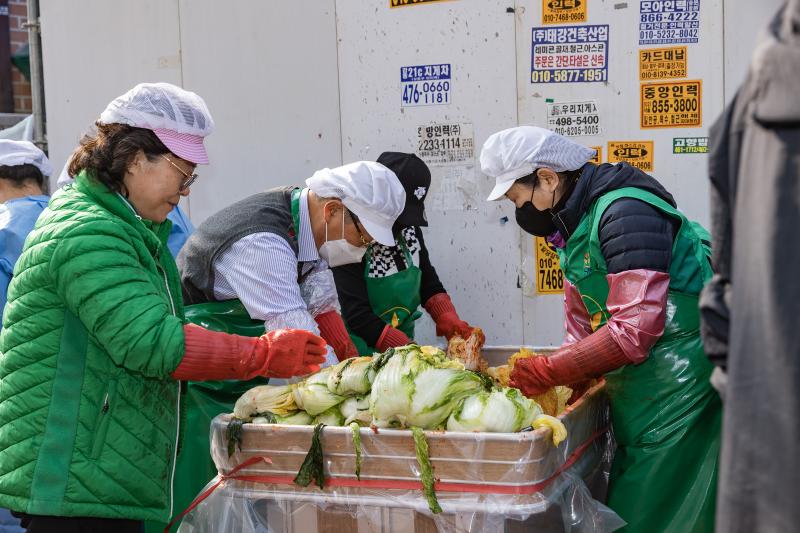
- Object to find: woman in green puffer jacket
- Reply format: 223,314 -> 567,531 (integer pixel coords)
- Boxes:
0,83 -> 327,533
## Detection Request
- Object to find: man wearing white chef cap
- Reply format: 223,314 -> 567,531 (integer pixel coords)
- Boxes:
178,161 -> 406,364
0,140 -> 52,325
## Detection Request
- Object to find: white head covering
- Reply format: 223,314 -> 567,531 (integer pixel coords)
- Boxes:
98,82 -> 215,164
0,139 -> 53,177
56,158 -> 73,188
480,126 -> 595,201
306,161 -> 406,246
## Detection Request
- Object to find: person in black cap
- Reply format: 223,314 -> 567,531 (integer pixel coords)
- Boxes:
331,152 -> 474,353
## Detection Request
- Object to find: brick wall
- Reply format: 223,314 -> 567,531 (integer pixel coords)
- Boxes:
8,0 -> 31,113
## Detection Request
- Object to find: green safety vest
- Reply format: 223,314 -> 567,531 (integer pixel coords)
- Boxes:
557,187 -> 721,533
349,234 -> 423,355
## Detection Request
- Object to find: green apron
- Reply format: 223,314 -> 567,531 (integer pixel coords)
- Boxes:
151,190 -> 309,532
557,187 -> 721,533
147,301 -> 268,533
349,235 -> 423,355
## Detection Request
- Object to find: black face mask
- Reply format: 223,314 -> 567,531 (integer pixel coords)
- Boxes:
515,179 -> 575,236
515,199 -> 556,236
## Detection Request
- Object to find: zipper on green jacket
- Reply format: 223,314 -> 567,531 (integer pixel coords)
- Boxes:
90,380 -> 118,459
158,262 -> 181,520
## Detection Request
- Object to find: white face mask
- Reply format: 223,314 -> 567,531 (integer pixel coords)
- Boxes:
319,208 -> 367,267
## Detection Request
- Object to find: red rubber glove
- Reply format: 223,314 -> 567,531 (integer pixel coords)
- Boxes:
513,269 -> 670,398
315,310 -> 359,361
424,292 -> 471,340
376,324 -> 412,351
171,323 -> 328,381
509,326 -> 629,397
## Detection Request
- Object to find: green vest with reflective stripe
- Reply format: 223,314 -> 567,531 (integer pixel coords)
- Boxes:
557,187 -> 721,532
559,187 -> 712,328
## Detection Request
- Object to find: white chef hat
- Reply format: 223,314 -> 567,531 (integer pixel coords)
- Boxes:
306,161 -> 406,246
99,82 -> 215,164
0,139 -> 53,177
480,126 -> 595,201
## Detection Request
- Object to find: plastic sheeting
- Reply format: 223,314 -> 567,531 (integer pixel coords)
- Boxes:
299,268 -> 341,317
0,116 -> 33,142
174,383 -> 623,533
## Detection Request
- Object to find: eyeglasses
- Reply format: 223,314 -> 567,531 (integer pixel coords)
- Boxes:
161,154 -> 198,191
347,209 -> 374,247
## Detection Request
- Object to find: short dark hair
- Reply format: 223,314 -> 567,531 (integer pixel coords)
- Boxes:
0,163 -> 45,188
515,172 -> 538,188
68,122 -> 170,194
514,167 -> 583,188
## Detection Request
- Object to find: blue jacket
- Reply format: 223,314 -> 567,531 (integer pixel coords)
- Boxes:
166,204 -> 195,258
0,195 -> 49,323
0,508 -> 21,533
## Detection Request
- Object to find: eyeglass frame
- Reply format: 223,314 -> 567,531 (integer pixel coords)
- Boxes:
160,154 -> 198,191
346,209 -> 375,247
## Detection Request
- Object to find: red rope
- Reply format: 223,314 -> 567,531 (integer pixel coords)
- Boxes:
164,426 -> 607,531
163,455 -> 272,533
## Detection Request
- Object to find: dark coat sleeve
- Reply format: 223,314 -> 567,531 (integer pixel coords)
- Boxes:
699,89 -> 743,371
416,227 -> 447,305
330,260 -> 386,347
598,198 -> 679,274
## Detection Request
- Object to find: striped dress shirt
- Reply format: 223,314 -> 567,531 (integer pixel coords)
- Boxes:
213,188 -> 338,367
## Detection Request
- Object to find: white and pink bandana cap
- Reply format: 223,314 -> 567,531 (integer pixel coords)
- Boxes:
98,82 -> 215,164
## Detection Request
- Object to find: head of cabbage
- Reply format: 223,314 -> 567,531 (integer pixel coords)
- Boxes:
446,387 -> 568,445
340,395 -> 371,426
233,384 -> 297,420
369,345 -> 488,429
326,356 -> 374,396
446,387 -> 543,433
292,367 -> 346,416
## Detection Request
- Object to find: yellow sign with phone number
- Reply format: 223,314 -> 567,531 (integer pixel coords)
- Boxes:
641,80 -> 702,129
542,0 -> 587,25
390,0 -> 450,7
535,237 -> 564,295
639,46 -> 688,81
608,141 -> 654,172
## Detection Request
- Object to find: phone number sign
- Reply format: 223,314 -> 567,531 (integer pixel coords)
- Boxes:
535,237 -> 564,294
416,123 -> 474,165
673,136 -> 708,153
546,100 -> 601,137
639,0 -> 701,45
531,25 -> 609,84
542,0 -> 587,25
390,0 -> 449,7
608,141 -> 654,172
401,64 -> 451,107
639,46 -> 687,80
641,80 -> 702,128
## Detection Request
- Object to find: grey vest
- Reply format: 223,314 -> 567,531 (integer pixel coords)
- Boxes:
177,186 -> 305,304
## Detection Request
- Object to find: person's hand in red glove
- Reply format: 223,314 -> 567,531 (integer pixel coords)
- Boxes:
171,324 -> 328,381
423,292 -> 472,340
511,269 -> 670,396
315,310 -> 359,361
375,324 -> 412,351
509,326 -> 629,396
